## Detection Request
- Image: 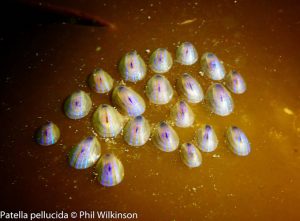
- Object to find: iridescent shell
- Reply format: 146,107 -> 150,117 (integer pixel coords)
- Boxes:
64,90 -> 92,120
180,143 -> 202,168
123,116 -> 151,147
69,136 -> 101,169
96,153 -> 124,187
92,104 -> 124,138
225,70 -> 247,94
176,73 -> 204,103
226,126 -> 251,156
112,86 -> 146,117
201,52 -> 225,80
171,100 -> 195,128
88,68 -> 114,93
146,74 -> 173,105
195,124 -> 218,152
205,83 -> 234,116
153,122 -> 179,152
35,122 -> 60,146
149,48 -> 173,73
176,42 -> 198,65
119,51 -> 147,82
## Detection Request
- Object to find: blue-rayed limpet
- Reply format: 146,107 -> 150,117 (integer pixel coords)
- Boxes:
176,42 -> 198,65
112,86 -> 146,117
96,153 -> 124,187
226,126 -> 251,156
88,68 -> 114,93
171,100 -> 195,128
149,48 -> 173,73
146,74 -> 173,105
35,122 -> 60,146
153,122 -> 179,152
69,136 -> 101,169
206,83 -> 234,116
195,124 -> 218,152
180,143 -> 202,168
123,116 -> 151,147
225,70 -> 247,94
92,104 -> 124,138
119,51 -> 147,82
64,90 -> 92,120
176,73 -> 204,103
201,52 -> 225,80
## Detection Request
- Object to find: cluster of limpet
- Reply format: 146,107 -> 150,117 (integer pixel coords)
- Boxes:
35,41 -> 250,187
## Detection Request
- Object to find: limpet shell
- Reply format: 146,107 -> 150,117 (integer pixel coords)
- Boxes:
69,136 -> 101,169
149,48 -> 173,73
180,142 -> 202,168
64,90 -> 92,120
176,42 -> 198,65
88,68 -> 114,93
35,122 -> 60,146
96,153 -> 124,187
226,126 -> 251,156
201,52 -> 225,80
195,124 -> 218,152
153,122 -> 179,152
92,104 -> 125,138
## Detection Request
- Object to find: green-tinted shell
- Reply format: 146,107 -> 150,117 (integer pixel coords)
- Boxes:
226,126 -> 251,156
64,90 -> 92,120
170,100 -> 195,128
92,104 -> 125,138
88,68 -> 114,93
35,122 -> 60,146
149,48 -> 173,73
69,136 -> 101,169
96,153 -> 124,187
180,142 -> 202,168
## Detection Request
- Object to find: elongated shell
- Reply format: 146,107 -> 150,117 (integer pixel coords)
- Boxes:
69,136 -> 101,169
180,143 -> 202,168
195,124 -> 218,152
92,104 -> 124,138
35,122 -> 60,146
201,52 -> 225,80
206,83 -> 234,116
225,70 -> 247,94
149,48 -> 173,73
153,122 -> 179,152
226,126 -> 251,156
112,86 -> 146,116
146,74 -> 173,105
96,153 -> 124,187
123,116 -> 151,147
119,51 -> 147,82
176,42 -> 198,65
171,100 -> 195,128
176,73 -> 204,103
88,68 -> 114,93
64,90 -> 92,120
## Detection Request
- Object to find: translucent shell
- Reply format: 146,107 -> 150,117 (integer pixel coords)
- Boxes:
176,73 -> 204,103
176,42 -> 198,65
112,86 -> 146,117
149,48 -> 173,73
206,83 -> 234,116
153,122 -> 179,152
119,51 -> 147,82
123,116 -> 151,147
88,68 -> 114,93
64,90 -> 92,120
201,52 -> 225,80
35,122 -> 60,146
69,136 -> 101,169
92,104 -> 124,138
146,74 -> 174,105
226,126 -> 251,156
195,124 -> 218,152
96,153 -> 124,187
225,70 -> 247,94
180,143 -> 202,168
170,100 -> 195,128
